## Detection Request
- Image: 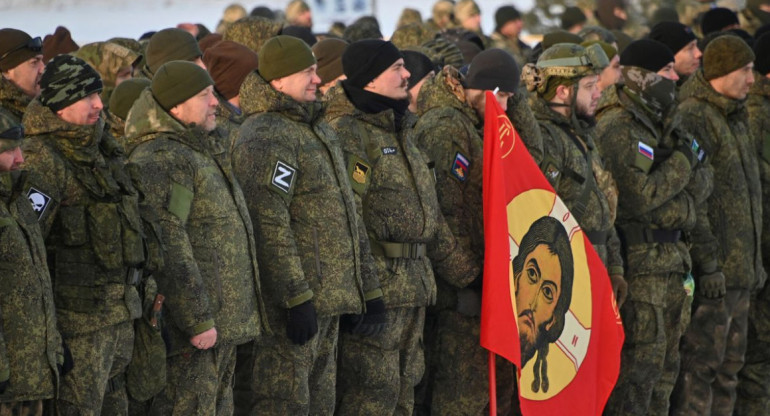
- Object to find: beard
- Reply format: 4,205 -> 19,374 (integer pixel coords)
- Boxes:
519,316 -> 553,367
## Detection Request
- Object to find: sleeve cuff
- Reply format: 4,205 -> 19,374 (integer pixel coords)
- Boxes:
364,288 -> 383,301
285,290 -> 314,309
608,266 -> 624,277
188,319 -> 215,336
696,260 -> 718,275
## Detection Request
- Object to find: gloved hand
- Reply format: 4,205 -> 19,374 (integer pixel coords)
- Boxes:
0,378 -> 7,394
610,274 -> 628,309
286,301 -> 318,345
699,271 -> 726,299
342,298 -> 387,337
57,340 -> 74,377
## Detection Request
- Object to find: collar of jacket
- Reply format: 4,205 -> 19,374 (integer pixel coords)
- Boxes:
416,66 -> 479,125
22,99 -> 107,161
324,83 -> 406,133
0,169 -> 26,203
0,76 -> 32,122
530,93 -> 573,128
215,91 -> 243,122
679,68 -> 745,116
239,71 -> 321,124
749,72 -> 770,98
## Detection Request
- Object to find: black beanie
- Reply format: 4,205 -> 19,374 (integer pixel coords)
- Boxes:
648,22 -> 697,54
464,48 -> 519,93
755,32 -> 770,75
342,40 -> 402,88
495,6 -> 522,32
561,6 -> 587,30
39,55 -> 103,112
701,7 -> 739,35
620,39 -> 674,73
402,50 -> 435,90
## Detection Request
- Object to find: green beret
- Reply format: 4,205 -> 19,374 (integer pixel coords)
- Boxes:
704,35 -> 756,80
258,35 -> 316,82
146,28 -> 202,74
109,77 -> 151,120
151,61 -> 213,111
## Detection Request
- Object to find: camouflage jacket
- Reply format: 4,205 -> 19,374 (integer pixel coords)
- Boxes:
322,84 -> 480,308
678,69 -> 765,289
530,95 -> 624,276
124,89 -> 267,354
0,77 -> 31,125
105,110 -> 126,146
22,100 -> 144,337
746,73 -> 770,281
72,42 -> 139,109
595,84 -> 698,276
233,72 -> 381,322
489,32 -> 532,68
214,92 -> 244,159
0,170 -> 62,402
506,88 -> 544,164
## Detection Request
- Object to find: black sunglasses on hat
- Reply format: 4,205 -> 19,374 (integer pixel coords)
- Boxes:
0,125 -> 24,140
0,36 -> 43,62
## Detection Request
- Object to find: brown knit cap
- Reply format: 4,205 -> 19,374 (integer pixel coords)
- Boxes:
0,29 -> 42,71
312,38 -> 348,85
703,35 -> 756,80
202,40 -> 258,99
42,26 -> 78,63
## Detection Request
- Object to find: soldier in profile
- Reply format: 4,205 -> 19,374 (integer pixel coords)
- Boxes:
513,216 -> 574,392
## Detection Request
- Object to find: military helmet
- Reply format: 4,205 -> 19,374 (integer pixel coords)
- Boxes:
522,43 -> 609,95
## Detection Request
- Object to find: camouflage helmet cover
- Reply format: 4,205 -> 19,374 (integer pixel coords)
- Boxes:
522,42 -> 609,94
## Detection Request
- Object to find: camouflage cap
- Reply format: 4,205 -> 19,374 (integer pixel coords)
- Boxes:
146,28 -> 202,74
39,54 -> 103,112
109,77 -> 151,120
421,37 -> 465,69
151,60 -> 213,111
391,23 -> 437,49
73,42 -> 140,87
222,16 -> 283,53
343,16 -> 383,43
0,29 -> 42,71
0,114 -> 23,153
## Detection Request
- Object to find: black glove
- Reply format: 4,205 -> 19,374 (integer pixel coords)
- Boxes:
58,340 -> 74,377
342,298 -> 387,337
286,301 -> 318,345
0,378 -> 7,394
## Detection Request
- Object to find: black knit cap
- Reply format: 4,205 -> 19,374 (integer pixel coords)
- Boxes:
620,39 -> 674,73
648,21 -> 697,54
402,50 -> 435,90
561,6 -> 587,30
495,6 -> 522,32
701,7 -> 739,35
464,48 -> 519,93
342,39 -> 403,88
755,32 -> 770,75
39,55 -> 103,112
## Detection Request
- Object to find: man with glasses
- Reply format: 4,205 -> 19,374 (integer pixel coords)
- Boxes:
0,29 -> 44,123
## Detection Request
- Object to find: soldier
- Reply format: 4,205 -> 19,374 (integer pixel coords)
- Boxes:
201,40 -> 259,154
425,0 -> 456,32
312,38 -> 348,96
322,39 -> 479,415
222,16 -> 284,54
671,35 -> 764,416
286,0 -> 312,28
648,22 -> 703,84
105,77 -> 150,143
582,40 -> 620,92
0,29 -> 44,123
736,32 -> 770,415
230,35 -> 384,415
702,7 -> 741,36
595,39 -> 708,415
490,5 -> 532,67
412,49 -> 520,415
402,50 -> 436,113
522,42 -> 627,308
136,28 -> 203,79
72,41 -> 140,110
22,54 -> 145,416
0,116 -> 66,416
122,61 -> 267,415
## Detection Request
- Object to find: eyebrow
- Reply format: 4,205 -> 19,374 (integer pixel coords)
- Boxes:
526,257 -> 541,278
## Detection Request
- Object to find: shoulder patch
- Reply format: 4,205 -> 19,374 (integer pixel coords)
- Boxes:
637,141 -> 654,161
451,152 -> 470,182
352,161 -> 370,185
691,138 -> 706,162
26,187 -> 51,219
382,147 -> 397,155
545,163 -> 560,180
271,161 -> 297,194
347,155 -> 370,196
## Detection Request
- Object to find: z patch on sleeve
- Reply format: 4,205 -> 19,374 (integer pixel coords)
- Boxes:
271,161 -> 297,194
450,151 -> 470,182
27,187 -> 51,220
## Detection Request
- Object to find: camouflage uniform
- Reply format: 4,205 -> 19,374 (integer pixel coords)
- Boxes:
22,100 -> 144,416
323,83 -> 479,415
230,71 -> 381,415
213,91 -> 244,159
0,77 -> 31,125
671,68 -> 765,416
736,72 -> 770,416
506,88 -> 544,165
72,42 -> 139,110
0,166 -> 62,409
594,78 -> 703,415
221,16 -> 283,54
489,32 -> 532,68
123,89 -> 267,415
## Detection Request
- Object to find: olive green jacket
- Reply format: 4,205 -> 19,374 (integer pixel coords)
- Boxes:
233,72 -> 381,323
747,73 -> 770,283
22,101 -> 144,337
0,77 -> 31,125
506,88 -> 545,165
124,89 -> 267,355
678,69 -> 765,289
0,170 -> 62,402
323,84 -> 479,309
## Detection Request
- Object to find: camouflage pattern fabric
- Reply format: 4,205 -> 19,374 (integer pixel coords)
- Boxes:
0,76 -> 32,124
671,68 -> 764,416
148,345 -> 237,416
214,92 -> 244,159
0,170 -> 61,403
506,88 -> 544,165
105,110 -> 126,145
390,23 -> 437,50
222,17 -> 283,54
336,307 -> 425,416
0,401 -> 45,416
38,55 -> 102,113
123,88 -> 266,358
57,321 -> 133,416
72,42 -> 139,106
489,32 -> 532,68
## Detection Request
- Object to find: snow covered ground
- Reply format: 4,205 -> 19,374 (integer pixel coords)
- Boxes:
0,0 -> 533,44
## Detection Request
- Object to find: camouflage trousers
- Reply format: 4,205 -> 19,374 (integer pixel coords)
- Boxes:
148,344 -> 236,416
233,315 -> 339,416
671,288 -> 750,416
605,272 -> 687,416
336,307 -> 425,416
0,400 -> 44,416
57,320 -> 134,416
735,284 -> 770,415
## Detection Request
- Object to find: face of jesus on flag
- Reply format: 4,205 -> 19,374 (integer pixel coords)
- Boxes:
513,216 -> 574,386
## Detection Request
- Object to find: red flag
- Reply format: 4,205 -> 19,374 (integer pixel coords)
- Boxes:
480,91 -> 624,415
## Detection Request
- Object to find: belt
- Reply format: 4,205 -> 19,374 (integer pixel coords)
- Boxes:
584,230 -> 608,246
620,225 -> 682,245
370,239 -> 426,259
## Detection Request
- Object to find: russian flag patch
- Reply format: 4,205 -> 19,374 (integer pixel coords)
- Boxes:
638,141 -> 654,161
451,152 -> 470,182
